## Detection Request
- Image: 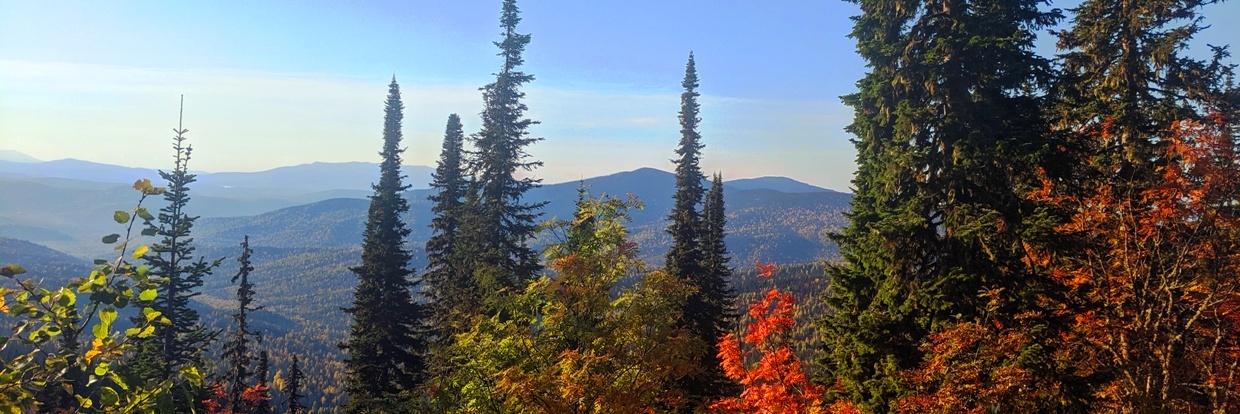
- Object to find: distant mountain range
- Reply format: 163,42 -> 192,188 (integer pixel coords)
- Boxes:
0,156 -> 845,261
1,156 -> 847,413
0,157 -> 434,199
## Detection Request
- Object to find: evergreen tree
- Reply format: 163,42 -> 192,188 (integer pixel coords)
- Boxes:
1057,0 -> 1238,167
222,236 -> 262,413
340,77 -> 427,413
1046,0 -> 1239,409
252,350 -> 272,414
282,355 -> 307,414
462,0 -> 545,304
425,113 -> 473,338
131,99 -> 222,411
666,53 -> 735,407
818,0 -> 1061,410
665,53 -> 706,284
700,172 -> 736,327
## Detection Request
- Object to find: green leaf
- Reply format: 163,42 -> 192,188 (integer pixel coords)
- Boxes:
138,325 -> 155,338
135,207 -> 154,221
92,323 -> 107,339
101,234 -> 120,244
180,366 -> 202,388
56,289 -> 75,307
99,386 -> 119,406
138,288 -> 157,302
132,245 -> 149,260
113,211 -> 130,224
0,264 -> 25,277
100,308 -> 117,329
124,327 -> 140,337
140,228 -> 158,236
94,362 -> 110,376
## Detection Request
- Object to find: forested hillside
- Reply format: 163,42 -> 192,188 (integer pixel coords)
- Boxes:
4,0 -> 1239,412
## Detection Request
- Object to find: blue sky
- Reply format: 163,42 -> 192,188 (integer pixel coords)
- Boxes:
1,1 -> 1237,191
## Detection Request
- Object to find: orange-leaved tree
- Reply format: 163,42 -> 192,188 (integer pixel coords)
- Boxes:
712,262 -> 845,414
1032,114 -> 1240,412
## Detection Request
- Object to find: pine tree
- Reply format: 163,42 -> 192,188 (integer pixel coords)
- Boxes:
340,77 -> 427,413
666,53 -> 734,407
131,99 -> 222,411
282,355 -> 307,414
818,0 -> 1061,410
222,236 -> 262,413
461,0 -> 545,304
425,113 -> 473,338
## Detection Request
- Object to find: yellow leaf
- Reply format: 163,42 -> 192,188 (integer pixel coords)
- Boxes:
84,338 -> 105,364
132,245 -> 149,260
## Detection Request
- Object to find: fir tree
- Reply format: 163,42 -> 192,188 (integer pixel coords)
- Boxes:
131,99 -> 222,411
1057,0 -> 1238,167
700,172 -> 736,327
222,236 -> 262,413
665,53 -> 706,284
425,113 -> 473,338
282,355 -> 307,414
340,77 -> 427,413
462,0 -> 545,303
252,350 -> 272,414
818,0 -> 1061,410
666,53 -> 735,407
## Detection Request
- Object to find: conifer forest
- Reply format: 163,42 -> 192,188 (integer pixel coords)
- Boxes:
5,0 -> 1240,412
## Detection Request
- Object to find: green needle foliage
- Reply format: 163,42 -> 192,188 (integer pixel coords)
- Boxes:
131,105 -> 223,412
818,0 -> 1062,410
282,355 -> 307,414
425,113 -> 472,341
666,53 -> 737,408
460,0 -> 546,308
222,236 -> 263,413
341,77 -> 428,413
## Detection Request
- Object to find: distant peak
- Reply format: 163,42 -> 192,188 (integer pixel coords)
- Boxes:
0,150 -> 41,163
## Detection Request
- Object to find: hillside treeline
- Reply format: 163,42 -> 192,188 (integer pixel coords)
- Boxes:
5,0 -> 1240,412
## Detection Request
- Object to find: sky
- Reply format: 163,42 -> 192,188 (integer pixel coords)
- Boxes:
1,1 -> 1238,192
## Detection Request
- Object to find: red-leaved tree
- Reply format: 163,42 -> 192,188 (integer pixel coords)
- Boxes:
711,262 -> 833,414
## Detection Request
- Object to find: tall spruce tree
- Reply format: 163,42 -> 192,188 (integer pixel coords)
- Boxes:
462,0 -> 545,303
818,0 -> 1061,410
341,77 -> 428,413
131,99 -> 222,412
425,113 -> 473,338
666,53 -> 735,407
282,355 -> 307,414
222,236 -> 263,413
700,172 -> 736,326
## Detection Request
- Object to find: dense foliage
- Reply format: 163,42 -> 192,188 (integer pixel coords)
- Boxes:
7,0 -> 1240,412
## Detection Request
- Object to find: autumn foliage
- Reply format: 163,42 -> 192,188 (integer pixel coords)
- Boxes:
712,262 -> 828,414
1026,115 -> 1240,412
